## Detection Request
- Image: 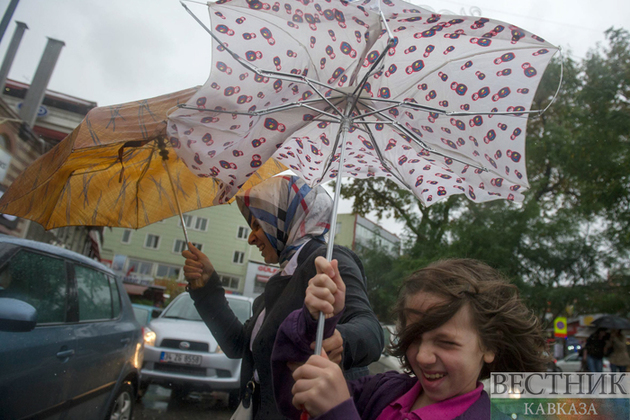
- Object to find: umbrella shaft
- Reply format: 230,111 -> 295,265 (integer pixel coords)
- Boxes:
162,159 -> 190,246
315,112 -> 353,356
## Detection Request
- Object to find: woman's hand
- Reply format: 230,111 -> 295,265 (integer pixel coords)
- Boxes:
317,329 -> 343,366
305,257 -> 346,320
292,350 -> 351,417
181,243 -> 215,289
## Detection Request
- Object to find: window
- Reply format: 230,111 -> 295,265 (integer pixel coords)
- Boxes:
127,259 -> 153,275
179,215 -> 208,231
173,239 -> 203,253
121,229 -> 132,244
75,265 -> 112,321
220,275 -> 240,290
144,234 -> 160,249
0,250 -> 67,324
194,217 -> 208,231
156,264 -> 180,279
232,251 -> 245,264
179,214 -> 193,228
237,226 -> 250,239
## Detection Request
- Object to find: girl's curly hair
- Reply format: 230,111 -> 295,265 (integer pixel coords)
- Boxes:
389,259 -> 549,379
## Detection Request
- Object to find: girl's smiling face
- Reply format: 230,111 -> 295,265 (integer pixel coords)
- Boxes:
404,292 -> 495,409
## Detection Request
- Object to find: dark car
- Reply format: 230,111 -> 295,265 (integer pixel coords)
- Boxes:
0,235 -> 143,420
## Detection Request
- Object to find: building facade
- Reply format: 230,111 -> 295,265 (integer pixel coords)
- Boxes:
101,203 -> 267,296
102,210 -> 399,299
0,79 -> 102,258
334,213 -> 400,256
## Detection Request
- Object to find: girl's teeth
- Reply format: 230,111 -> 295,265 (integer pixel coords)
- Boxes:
424,373 -> 445,379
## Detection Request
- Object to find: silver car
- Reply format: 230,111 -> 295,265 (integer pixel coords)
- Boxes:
555,352 -> 611,372
369,324 -> 404,375
140,292 -> 253,407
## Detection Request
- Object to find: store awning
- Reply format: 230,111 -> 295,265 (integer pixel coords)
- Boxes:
256,275 -> 271,283
123,283 -> 149,296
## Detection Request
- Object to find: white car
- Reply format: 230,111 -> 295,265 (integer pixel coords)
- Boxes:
369,324 -> 404,374
140,292 -> 253,408
555,352 -> 611,372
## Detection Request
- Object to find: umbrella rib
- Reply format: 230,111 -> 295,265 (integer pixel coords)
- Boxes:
300,104 -> 342,121
180,1 -> 260,75
177,95 -> 343,121
316,122 -> 345,184
365,97 -> 540,119
360,121 -> 411,189
182,1 -> 341,101
91,191 -> 103,225
301,79 -> 346,118
355,98 -> 432,152
354,100 -> 487,171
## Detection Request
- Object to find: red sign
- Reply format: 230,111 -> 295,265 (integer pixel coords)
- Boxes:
257,265 -> 279,275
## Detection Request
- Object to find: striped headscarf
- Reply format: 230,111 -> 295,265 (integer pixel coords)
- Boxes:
235,175 -> 332,267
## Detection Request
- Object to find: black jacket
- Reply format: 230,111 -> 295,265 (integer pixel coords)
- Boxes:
190,240 -> 384,419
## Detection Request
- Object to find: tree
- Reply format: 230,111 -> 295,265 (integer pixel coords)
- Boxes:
343,29 -> 630,319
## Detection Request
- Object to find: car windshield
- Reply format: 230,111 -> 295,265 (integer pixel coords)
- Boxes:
162,294 -> 250,323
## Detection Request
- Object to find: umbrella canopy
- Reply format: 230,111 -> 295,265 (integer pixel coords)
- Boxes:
592,315 -> 630,330
0,87 -> 287,230
169,0 -> 559,207
170,0 -> 560,356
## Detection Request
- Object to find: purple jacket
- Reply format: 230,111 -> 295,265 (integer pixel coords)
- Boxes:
272,307 -> 493,420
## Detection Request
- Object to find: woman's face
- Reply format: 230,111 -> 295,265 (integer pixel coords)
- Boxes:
404,291 -> 495,407
248,219 -> 279,264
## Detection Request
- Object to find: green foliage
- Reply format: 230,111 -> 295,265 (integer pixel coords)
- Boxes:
342,29 -> 630,319
355,241 -> 404,323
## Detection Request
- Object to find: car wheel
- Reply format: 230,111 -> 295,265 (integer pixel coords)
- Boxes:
228,390 -> 240,410
107,382 -> 134,420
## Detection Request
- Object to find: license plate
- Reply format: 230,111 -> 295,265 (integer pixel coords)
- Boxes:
160,351 -> 202,366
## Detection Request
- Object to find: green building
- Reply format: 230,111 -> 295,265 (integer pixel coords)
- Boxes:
101,203 -> 263,296
102,206 -> 399,298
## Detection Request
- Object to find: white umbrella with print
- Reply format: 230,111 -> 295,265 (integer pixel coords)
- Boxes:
168,0 -> 560,355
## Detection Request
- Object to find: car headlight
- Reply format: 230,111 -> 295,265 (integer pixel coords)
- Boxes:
144,327 -> 156,347
214,345 -> 223,354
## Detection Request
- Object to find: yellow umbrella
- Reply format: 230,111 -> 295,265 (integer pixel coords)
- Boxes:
0,87 -> 287,241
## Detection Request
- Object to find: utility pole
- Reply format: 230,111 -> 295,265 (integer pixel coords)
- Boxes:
0,0 -> 20,45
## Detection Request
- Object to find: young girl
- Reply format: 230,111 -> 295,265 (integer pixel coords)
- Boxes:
272,258 -> 548,420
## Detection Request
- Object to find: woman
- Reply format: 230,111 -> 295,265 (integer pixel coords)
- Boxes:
182,175 -> 383,419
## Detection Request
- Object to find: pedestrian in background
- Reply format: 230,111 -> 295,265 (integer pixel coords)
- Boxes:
182,175 -> 383,419
583,328 -> 610,372
607,329 -> 630,372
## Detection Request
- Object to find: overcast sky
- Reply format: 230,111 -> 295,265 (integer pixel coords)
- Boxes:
0,0 -> 627,236
1,0 -> 627,107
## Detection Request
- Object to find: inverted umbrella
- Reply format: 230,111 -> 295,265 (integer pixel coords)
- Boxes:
169,0 -> 560,353
592,315 -> 630,330
0,87 -> 287,243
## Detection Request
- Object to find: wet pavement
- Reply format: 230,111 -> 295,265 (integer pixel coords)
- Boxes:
134,385 -> 232,420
